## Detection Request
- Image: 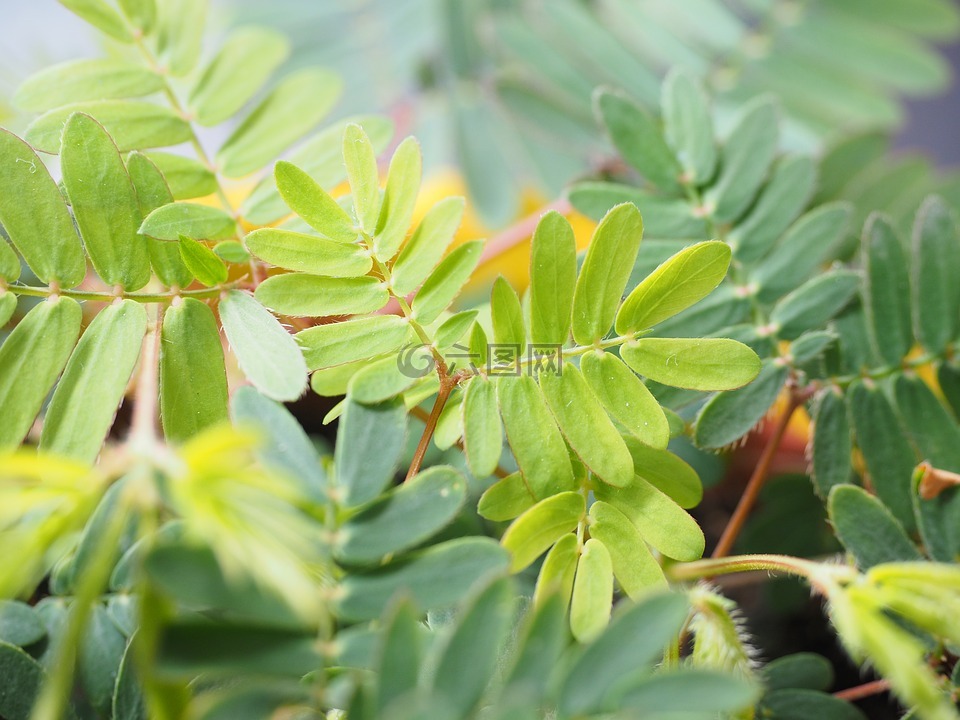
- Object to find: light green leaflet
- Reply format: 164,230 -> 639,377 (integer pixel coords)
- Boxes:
14,59 -> 163,113
0,129 -> 84,287
159,298 -> 229,443
274,161 -> 357,243
116,0 -> 156,32
220,291 -> 307,402
59,0 -> 132,42
572,203 -> 644,345
529,210 -> 576,345
616,241 -> 730,335
296,315 -> 410,371
26,101 -> 192,153
255,275 -> 388,317
0,294 -> 16,327
662,68 -> 716,184
246,229 -> 371,277
139,203 -> 237,242
412,240 -> 484,325
477,473 -> 534,522
336,466 -> 467,564
540,367 -> 634,488
0,298 -> 82,450
501,492 -> 584,572
491,276 -> 526,347
218,68 -> 343,178
391,197 -> 466,295
570,538 -> 613,643
144,152 -> 217,201
375,137 -> 422,259
40,301 -> 147,463
533,533 -> 579,609
594,475 -> 705,561
155,0 -> 207,77
621,337 -> 761,391
580,351 -> 669,449
348,355 -> 422,405
61,113 -> 151,290
498,376 -> 575,499
343,124 -> 382,234
126,151 -> 194,289
188,26 -> 290,127
169,242 -> 223,291
462,377 -> 503,478
587,500 -> 666,598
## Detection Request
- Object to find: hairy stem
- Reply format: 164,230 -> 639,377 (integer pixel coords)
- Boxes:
712,384 -> 805,558
405,377 -> 455,482
668,553 -> 827,584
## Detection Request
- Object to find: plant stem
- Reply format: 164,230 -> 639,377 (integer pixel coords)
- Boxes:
409,405 -> 510,479
711,384 -> 805,558
405,377 -> 455,482
667,553 -> 825,584
833,679 -> 891,702
7,282 -> 239,304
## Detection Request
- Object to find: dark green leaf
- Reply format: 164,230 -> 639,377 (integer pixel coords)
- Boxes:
811,387 -> 853,497
912,195 -> 960,352
758,688 -> 867,720
770,270 -> 860,340
619,670 -> 759,716
0,641 -> 44,720
334,398 -> 408,507
863,214 -> 913,366
694,361 -> 788,449
762,653 -> 834,692
661,68 -> 716,184
828,485 -> 921,568
0,602 -> 45,648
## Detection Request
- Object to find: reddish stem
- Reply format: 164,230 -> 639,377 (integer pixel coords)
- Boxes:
833,679 -> 891,702
405,377 -> 455,482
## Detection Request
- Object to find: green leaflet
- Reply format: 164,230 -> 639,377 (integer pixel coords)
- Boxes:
626,439 -> 703,509
912,195 -> 960,353
79,604 -> 126,716
296,315 -> 410,371
336,466 -> 467,564
214,241 -> 249,264
529,210 -> 576,345
334,398 -> 407,507
661,68 -> 716,184
490,276 -> 526,347
144,152 -> 217,201
728,155 -> 817,263
159,299 -> 229,443
40,300 -> 147,462
594,475 -> 704,561
572,203 -> 644,345
374,137 -> 422,260
790,330 -> 838,364
220,291 -> 307,402
188,26 -> 290,126
243,115 -> 393,226
391,197 -> 466,295
621,337 -> 761,391
246,229 -> 371,277
343,124 -> 382,234
26,101 -> 192,153
757,688 -> 867,720
58,0 -> 133,42
846,380 -> 916,531
587,500 -> 666,598
335,537 -> 509,622
762,653 -> 834,692
497,376 -> 575,499
811,387 -> 853,497
140,203 -> 237,242
580,352 -> 669,449
616,240 -> 730,335
462,376 -> 503,479
431,578 -> 515,720
0,242 -> 19,283
412,240 -> 484,325
117,0 -> 156,32
178,236 -> 227,286
274,161 -> 358,242
375,599 -> 422,715
620,671 -> 759,716
218,68 -> 342,178
0,641 -> 44,720
694,361 -> 788,450
769,270 -> 860,340
113,641 -> 146,720
14,59 -> 163,112
155,0 -> 207,76
0,602 -> 45,647
0,298 -> 82,450
126,152 -> 193,289
501,492 -> 584,572
568,182 -> 707,239
828,485 -> 922,569
595,89 -> 681,193
705,97 -> 779,223
533,533 -> 579,609
751,203 -> 851,301
540,366 -> 634,488
570,538 -> 613,643
0,129 -> 85,287
61,113 -> 150,290
435,311 -> 477,351
347,355 -> 421,404
477,472 -> 534,522
863,214 -> 913,366
502,594 -> 567,705
255,275 -> 388,317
